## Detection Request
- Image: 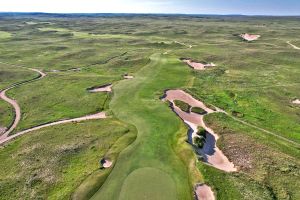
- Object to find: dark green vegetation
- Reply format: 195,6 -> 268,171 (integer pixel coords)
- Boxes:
191,107 -> 207,115
0,14 -> 299,199
0,119 -> 136,200
174,99 -> 191,113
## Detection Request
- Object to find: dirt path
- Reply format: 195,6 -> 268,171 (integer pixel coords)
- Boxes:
175,41 -> 193,49
88,84 -> 112,93
287,41 -> 300,50
0,65 -> 46,139
164,89 -> 237,172
0,112 -> 106,145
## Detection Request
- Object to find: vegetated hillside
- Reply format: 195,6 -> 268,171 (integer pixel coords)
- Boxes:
0,14 -> 299,199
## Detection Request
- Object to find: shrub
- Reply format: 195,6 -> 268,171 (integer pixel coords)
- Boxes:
193,136 -> 205,148
191,107 -> 207,115
232,111 -> 244,118
174,100 -> 191,113
196,127 -> 207,138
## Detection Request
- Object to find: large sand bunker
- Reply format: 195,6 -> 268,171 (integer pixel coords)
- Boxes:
240,33 -> 261,41
195,184 -> 215,200
163,90 -> 237,172
0,112 -> 106,145
182,59 -> 216,70
88,84 -> 112,93
292,99 -> 300,105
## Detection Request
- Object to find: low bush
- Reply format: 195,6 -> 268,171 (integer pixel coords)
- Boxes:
191,107 -> 207,115
174,100 -> 191,113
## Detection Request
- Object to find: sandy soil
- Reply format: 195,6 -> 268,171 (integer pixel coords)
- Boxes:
124,75 -> 134,79
240,33 -> 261,41
183,59 -> 216,70
0,127 -> 6,135
0,89 -> 21,138
195,184 -> 215,200
0,112 -> 106,145
292,99 -> 300,105
102,159 -> 113,168
88,84 -> 112,93
287,41 -> 300,50
163,90 -> 237,172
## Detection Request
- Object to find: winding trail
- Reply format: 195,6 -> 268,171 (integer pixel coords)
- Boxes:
0,112 -> 106,145
287,41 -> 300,50
0,65 -> 46,139
175,41 -> 193,49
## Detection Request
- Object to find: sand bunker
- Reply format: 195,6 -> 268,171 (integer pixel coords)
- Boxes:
182,59 -> 216,70
88,84 -> 112,93
124,75 -> 134,79
0,112 -> 106,145
240,33 -> 261,41
195,184 -> 215,200
163,90 -> 237,172
287,41 -> 300,50
292,99 -> 300,105
101,158 -> 113,168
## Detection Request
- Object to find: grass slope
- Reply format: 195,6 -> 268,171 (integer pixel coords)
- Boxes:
0,119 -> 136,200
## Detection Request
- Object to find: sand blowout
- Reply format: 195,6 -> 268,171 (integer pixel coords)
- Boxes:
240,33 -> 261,41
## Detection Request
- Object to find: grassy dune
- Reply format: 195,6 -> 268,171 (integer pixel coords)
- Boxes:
0,119 -> 136,200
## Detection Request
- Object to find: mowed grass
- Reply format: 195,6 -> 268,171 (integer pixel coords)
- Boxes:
0,119 -> 136,200
91,54 -> 194,200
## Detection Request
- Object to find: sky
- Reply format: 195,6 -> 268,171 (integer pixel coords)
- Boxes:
0,0 -> 300,16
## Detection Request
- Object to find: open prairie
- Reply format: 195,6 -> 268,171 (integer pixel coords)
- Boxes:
0,14 -> 299,200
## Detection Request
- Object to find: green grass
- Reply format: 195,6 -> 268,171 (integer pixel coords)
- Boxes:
174,100 -> 191,113
7,73 -> 117,133
91,54 -> 193,200
0,100 -> 13,129
191,107 -> 207,115
0,119 -> 136,200
0,14 -> 299,199
0,31 -> 11,39
203,113 -> 300,199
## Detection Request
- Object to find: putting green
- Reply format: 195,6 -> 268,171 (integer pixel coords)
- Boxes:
119,167 -> 177,200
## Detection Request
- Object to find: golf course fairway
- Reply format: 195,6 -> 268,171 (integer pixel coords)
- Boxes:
91,53 -> 194,199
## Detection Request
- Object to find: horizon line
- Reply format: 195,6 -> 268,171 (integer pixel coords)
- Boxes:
0,11 -> 300,17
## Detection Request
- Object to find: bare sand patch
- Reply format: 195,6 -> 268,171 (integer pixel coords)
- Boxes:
100,158 -> 113,168
195,184 -> 215,200
88,84 -> 112,93
163,90 -> 237,172
182,59 -> 216,70
123,74 -> 134,79
0,112 -> 106,145
292,99 -> 300,105
240,33 -> 261,42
